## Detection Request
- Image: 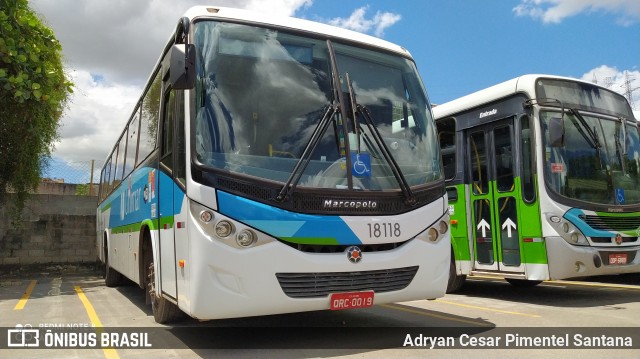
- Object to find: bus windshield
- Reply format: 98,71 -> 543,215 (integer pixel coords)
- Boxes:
541,111 -> 640,205
193,21 -> 441,191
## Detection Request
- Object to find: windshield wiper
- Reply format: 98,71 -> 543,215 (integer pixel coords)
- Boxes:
275,105 -> 337,202
569,108 -> 601,150
327,40 -> 354,190
619,117 -> 628,156
344,74 -> 416,205
275,40 -> 353,202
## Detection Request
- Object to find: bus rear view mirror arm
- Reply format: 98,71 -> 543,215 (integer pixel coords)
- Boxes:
170,43 -> 196,90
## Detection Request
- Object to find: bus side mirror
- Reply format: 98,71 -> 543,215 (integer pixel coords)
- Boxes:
549,116 -> 564,147
170,44 -> 196,90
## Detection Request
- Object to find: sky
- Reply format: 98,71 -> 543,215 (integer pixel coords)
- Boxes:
28,0 -> 640,180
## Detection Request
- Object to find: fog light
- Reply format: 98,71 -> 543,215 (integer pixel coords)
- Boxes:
200,210 -> 213,223
215,220 -> 234,238
563,223 -> 570,233
236,229 -> 257,247
438,220 -> 449,234
427,228 -> 439,242
570,233 -> 579,243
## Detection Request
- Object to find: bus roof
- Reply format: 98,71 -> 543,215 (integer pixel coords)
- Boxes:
432,74 -> 616,120
180,6 -> 411,58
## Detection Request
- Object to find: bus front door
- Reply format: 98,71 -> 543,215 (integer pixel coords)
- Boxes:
467,118 -> 524,274
158,88 -> 179,299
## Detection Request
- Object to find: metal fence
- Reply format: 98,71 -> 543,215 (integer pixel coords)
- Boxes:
40,159 -> 104,196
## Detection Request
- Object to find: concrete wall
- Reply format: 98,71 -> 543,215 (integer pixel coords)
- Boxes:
37,182 -> 99,196
0,193 -> 97,268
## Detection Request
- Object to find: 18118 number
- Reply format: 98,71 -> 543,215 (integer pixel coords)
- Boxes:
367,223 -> 401,238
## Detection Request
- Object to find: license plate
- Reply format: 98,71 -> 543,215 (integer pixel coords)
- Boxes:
609,253 -> 627,265
330,291 -> 374,310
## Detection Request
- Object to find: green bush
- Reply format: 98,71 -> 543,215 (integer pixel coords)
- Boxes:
0,0 -> 73,218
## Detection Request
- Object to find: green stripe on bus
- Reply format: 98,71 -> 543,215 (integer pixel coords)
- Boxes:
279,237 -> 340,245
513,177 -> 546,264
448,183 -> 472,261
159,216 -> 174,229
521,242 -> 548,264
110,218 -> 164,234
594,211 -> 640,218
100,202 -> 112,213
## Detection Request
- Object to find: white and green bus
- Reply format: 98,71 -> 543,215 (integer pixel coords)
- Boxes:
434,74 -> 640,292
96,6 -> 449,323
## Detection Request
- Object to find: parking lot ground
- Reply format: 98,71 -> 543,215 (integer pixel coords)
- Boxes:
1,269 -> 638,358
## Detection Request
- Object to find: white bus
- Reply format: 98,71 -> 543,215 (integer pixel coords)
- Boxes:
96,6 -> 449,323
434,74 -> 640,292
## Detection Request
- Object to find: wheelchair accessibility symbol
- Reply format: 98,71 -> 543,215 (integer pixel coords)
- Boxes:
615,188 -> 625,204
351,152 -> 371,178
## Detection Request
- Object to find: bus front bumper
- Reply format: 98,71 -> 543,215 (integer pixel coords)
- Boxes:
186,234 -> 450,320
546,236 -> 640,279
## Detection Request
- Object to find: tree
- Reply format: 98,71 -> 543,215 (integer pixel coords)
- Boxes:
0,0 -> 73,216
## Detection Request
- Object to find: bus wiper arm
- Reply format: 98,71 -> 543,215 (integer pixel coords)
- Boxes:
569,108 -> 600,149
342,74 -> 415,204
275,105 -> 336,202
357,104 -> 416,205
620,117 -> 628,156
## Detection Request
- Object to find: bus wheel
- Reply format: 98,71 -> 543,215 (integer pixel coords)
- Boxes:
104,244 -> 123,287
147,262 -> 182,323
505,278 -> 542,287
446,257 -> 466,293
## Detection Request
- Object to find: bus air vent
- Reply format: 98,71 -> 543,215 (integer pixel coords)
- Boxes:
276,266 -> 418,298
583,215 -> 640,232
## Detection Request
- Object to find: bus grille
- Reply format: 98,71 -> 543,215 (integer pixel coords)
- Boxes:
582,215 -> 640,232
276,266 -> 418,298
591,237 -> 638,244
278,239 -> 410,253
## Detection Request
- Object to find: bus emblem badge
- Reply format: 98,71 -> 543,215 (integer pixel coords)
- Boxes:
615,234 -> 623,245
346,246 -> 362,263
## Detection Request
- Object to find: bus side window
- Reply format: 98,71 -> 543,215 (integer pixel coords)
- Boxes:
520,115 -> 536,202
446,186 -> 458,202
437,118 -> 456,180
469,131 -> 488,195
175,90 -> 186,186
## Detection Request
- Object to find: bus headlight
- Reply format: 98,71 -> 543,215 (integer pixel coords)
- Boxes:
438,220 -> 449,235
546,213 -> 590,246
416,213 -> 450,243
215,220 -> 234,238
570,233 -> 579,243
190,200 -> 275,249
236,229 -> 257,247
427,228 -> 439,242
200,210 -> 213,223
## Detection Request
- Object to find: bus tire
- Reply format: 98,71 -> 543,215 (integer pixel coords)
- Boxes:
104,243 -> 123,287
446,257 -> 466,293
147,262 -> 182,324
505,278 -> 542,287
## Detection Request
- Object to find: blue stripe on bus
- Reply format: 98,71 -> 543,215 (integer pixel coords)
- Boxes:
103,167 -> 184,229
216,190 -> 361,245
564,208 -> 614,237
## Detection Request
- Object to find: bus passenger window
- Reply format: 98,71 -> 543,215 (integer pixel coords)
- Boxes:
494,125 -> 514,192
437,118 -> 457,180
520,115 -> 536,202
469,131 -> 488,195
446,187 -> 458,202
